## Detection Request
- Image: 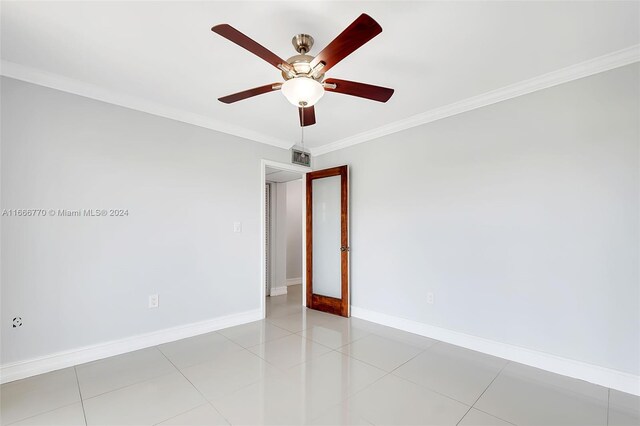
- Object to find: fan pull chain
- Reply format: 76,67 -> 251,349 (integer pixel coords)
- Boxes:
300,107 -> 306,160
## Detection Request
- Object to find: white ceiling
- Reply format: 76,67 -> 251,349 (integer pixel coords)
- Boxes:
1,1 -> 638,150
266,166 -> 303,183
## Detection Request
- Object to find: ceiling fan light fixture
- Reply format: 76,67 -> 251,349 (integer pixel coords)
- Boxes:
281,77 -> 324,107
213,14 -> 393,126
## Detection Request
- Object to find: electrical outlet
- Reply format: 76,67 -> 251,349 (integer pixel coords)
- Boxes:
12,317 -> 22,328
148,294 -> 159,309
233,222 -> 242,233
427,292 -> 434,304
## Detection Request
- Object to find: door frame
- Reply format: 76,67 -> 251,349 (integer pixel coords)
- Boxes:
260,159 -> 309,318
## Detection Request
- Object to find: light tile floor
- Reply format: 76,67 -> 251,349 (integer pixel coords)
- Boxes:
2,285 -> 639,425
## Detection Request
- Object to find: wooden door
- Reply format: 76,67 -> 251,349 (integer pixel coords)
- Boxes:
306,165 -> 349,317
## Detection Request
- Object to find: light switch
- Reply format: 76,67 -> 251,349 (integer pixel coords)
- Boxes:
233,222 -> 242,233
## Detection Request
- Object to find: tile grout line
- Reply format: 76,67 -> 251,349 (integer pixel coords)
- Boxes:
455,400 -> 479,423
156,346 -> 233,425
79,371 -> 178,401
387,360 -> 487,409
246,329 -> 302,348
150,306 -> 299,420
328,338 -> 433,426
7,351 -> 182,424
339,369 -> 394,426
382,344 -> 510,412
73,366 -> 89,426
194,349 -> 292,414
75,349 -> 178,401
4,401 -> 81,426
266,306 -> 308,321
209,314 -> 355,421
150,403 -> 207,426
263,320 -> 296,334
348,308 -> 518,421
330,346 -> 400,373
244,328 -> 336,358
151,402 -> 229,426
147,314 -> 512,425
251,310 -> 400,424
456,361 -> 512,426
223,329 -> 295,350
326,327 -> 375,351
466,407 -> 517,426
328,326 -> 434,374
387,347 -> 429,376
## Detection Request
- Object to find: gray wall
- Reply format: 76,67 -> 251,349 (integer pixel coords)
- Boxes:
286,179 -> 302,281
316,64 -> 640,375
1,77 -> 289,364
272,182 -> 288,292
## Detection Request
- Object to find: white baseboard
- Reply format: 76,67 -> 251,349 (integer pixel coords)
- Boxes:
286,277 -> 302,286
0,308 -> 262,384
351,306 -> 640,396
270,286 -> 288,296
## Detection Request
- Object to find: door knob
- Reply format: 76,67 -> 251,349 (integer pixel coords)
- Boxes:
340,246 -> 350,252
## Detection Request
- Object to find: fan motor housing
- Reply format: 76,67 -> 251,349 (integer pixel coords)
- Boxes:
282,54 -> 324,81
282,34 -> 324,81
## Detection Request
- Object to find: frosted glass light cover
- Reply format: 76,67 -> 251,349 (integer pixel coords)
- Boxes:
312,175 -> 342,299
281,77 -> 324,107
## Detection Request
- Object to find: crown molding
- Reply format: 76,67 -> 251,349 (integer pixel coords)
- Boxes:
3,44 -> 639,156
0,60 -> 293,150
311,44 -> 640,156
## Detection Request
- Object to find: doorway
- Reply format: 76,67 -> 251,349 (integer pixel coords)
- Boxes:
260,160 -> 307,319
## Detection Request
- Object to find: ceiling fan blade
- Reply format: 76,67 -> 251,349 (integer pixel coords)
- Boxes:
298,105 -> 316,127
218,83 -> 279,104
309,14 -> 382,74
212,24 -> 290,71
324,78 -> 394,103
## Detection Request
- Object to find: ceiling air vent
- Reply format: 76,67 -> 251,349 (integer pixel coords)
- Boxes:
291,146 -> 311,167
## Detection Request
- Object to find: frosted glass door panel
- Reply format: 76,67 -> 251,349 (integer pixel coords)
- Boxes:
312,175 -> 341,299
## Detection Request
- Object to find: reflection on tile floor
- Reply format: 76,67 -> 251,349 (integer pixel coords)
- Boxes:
1,285 -> 638,426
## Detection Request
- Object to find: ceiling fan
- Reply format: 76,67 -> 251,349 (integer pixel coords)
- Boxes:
211,13 -> 394,127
